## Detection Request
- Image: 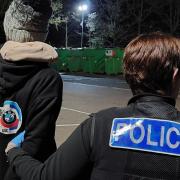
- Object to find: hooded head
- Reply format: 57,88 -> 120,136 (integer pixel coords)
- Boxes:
3,0 -> 52,42
1,0 -> 58,64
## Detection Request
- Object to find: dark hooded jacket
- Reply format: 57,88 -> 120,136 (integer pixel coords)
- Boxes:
0,46 -> 63,180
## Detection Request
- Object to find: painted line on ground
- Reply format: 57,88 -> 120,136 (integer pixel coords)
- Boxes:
112,87 -> 130,91
56,124 -> 80,127
64,81 -> 130,91
56,107 -> 89,127
61,107 -> 90,115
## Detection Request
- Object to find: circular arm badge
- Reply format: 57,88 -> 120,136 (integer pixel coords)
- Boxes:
0,101 -> 22,134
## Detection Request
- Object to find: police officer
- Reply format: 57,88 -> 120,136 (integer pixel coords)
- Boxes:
5,32 -> 180,180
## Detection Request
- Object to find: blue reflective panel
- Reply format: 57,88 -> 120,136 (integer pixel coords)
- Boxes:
109,118 -> 180,156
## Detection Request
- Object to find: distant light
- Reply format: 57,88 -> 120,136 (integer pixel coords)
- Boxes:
78,4 -> 88,11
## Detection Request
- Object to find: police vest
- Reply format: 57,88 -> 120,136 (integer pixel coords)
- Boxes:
90,105 -> 180,180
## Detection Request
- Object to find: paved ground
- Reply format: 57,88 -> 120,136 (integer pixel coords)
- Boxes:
55,74 -> 180,146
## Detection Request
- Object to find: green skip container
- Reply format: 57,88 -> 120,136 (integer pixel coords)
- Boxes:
67,49 -> 83,72
105,49 -> 124,75
55,49 -> 69,72
82,49 -> 105,74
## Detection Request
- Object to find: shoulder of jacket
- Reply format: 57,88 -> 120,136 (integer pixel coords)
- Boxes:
37,67 -> 60,77
33,67 -> 62,84
93,106 -> 132,119
89,106 -> 134,149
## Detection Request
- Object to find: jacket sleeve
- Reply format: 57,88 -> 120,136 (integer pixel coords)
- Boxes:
22,95 -> 62,157
7,118 -> 93,180
21,72 -> 63,158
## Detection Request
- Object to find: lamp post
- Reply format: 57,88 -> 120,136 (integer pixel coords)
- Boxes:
64,17 -> 68,48
78,4 -> 88,48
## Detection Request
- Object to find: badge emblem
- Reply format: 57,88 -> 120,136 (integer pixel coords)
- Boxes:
0,101 -> 22,134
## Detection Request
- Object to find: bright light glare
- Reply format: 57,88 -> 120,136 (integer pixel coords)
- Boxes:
78,4 -> 88,11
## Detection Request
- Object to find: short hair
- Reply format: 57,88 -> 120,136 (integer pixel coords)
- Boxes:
123,32 -> 180,95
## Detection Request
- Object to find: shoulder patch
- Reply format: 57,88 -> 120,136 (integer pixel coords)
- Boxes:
0,101 -> 22,134
109,118 -> 180,156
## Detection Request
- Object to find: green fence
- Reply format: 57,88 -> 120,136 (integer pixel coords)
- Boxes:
54,48 -> 124,75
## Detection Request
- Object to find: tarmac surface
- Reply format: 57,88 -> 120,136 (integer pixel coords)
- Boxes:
55,74 -> 180,146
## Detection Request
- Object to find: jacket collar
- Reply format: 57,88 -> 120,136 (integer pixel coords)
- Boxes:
128,93 -> 176,107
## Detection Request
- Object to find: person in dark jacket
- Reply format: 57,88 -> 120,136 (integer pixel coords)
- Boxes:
6,32 -> 180,180
0,0 -> 63,179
